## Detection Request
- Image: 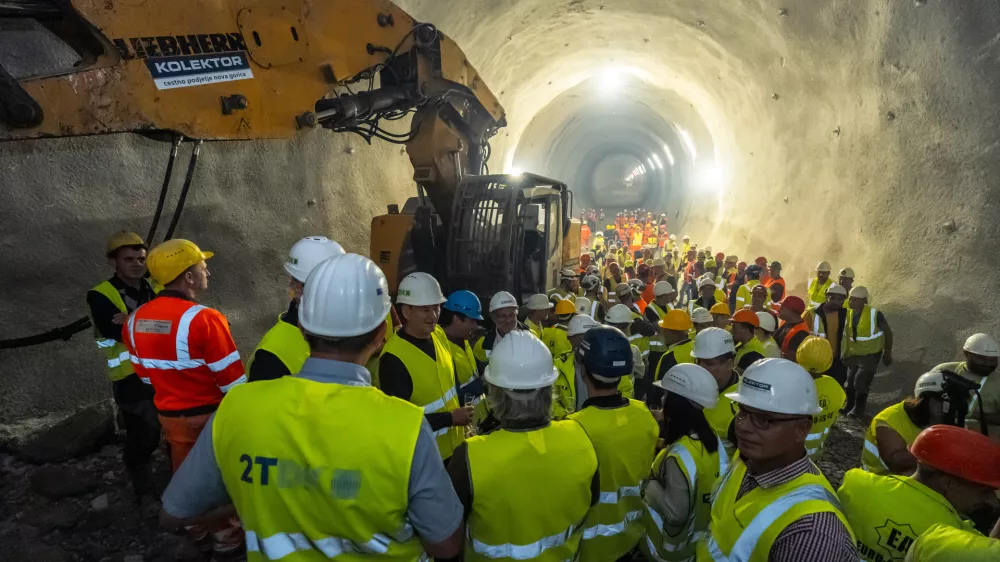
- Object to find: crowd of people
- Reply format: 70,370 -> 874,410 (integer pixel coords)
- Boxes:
85,225 -> 1000,561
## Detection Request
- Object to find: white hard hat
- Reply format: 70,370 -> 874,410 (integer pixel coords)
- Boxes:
705,246 -> 713,253
964,333 -> 1000,358
580,275 -> 601,292
914,371 -> 945,397
483,331 -> 559,390
560,268 -> 579,279
284,236 -> 346,283
816,261 -> 832,272
595,231 -> 604,237
653,363 -> 719,409
524,293 -> 554,311
396,272 -> 446,306
683,235 -> 690,240
299,254 -> 390,338
697,277 -> 716,289
690,327 -> 735,359
691,307 -> 713,324
574,297 -> 592,315
606,304 -> 634,324
849,286 -> 868,299
489,291 -> 519,313
755,311 -> 777,332
725,358 -> 822,415
669,235 -> 677,241
826,283 -> 847,297
839,267 -> 855,279
654,281 -> 676,296
567,314 -> 601,337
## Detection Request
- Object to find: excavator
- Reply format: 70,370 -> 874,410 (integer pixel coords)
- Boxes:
0,0 -> 579,306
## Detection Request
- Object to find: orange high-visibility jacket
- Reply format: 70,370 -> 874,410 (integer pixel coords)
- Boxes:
123,295 -> 246,413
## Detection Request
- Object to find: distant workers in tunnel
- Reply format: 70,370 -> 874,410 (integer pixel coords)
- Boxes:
160,253 -> 465,561
446,330 -> 600,562
86,231 -> 160,501
123,238 -> 245,558
842,285 -> 893,418
570,326 -> 658,561
379,272 -> 471,462
696,358 -> 859,561
246,236 -> 344,382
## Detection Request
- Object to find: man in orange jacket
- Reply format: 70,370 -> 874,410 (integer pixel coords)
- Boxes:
123,238 -> 244,558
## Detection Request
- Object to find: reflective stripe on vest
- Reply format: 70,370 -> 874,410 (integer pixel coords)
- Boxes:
470,524 -> 579,559
862,401 -> 922,475
969,375 -> 989,414
704,485 -> 841,562
806,427 -> 831,457
245,527 -> 420,559
812,313 -> 825,337
861,438 -> 884,473
854,307 -> 883,341
90,281 -> 137,382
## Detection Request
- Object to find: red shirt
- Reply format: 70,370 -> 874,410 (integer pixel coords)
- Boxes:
123,293 -> 245,413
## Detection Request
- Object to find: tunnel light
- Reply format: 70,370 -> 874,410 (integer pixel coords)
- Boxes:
648,157 -> 657,170
651,154 -> 664,169
679,128 -> 697,160
598,68 -> 625,95
694,163 -> 727,192
509,166 -> 524,176
663,145 -> 675,167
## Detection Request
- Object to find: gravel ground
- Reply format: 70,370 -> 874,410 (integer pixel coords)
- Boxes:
0,445 -> 204,562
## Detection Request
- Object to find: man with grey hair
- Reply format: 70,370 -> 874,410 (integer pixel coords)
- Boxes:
446,331 -> 600,560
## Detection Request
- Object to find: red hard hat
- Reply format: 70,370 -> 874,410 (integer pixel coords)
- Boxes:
715,252 -> 725,261
755,256 -> 768,265
781,296 -> 806,315
911,425 -> 1000,488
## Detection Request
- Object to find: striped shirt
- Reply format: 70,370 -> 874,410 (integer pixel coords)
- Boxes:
737,455 -> 858,562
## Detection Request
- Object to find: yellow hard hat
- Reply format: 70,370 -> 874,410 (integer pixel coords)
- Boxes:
796,336 -> 834,374
106,231 -> 146,255
554,298 -> 577,316
659,309 -> 693,331
147,239 -> 214,285
709,302 -> 731,316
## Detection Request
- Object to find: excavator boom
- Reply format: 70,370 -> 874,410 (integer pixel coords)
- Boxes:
0,0 -> 505,224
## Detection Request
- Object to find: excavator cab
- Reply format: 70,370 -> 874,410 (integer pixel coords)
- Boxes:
447,173 -> 578,304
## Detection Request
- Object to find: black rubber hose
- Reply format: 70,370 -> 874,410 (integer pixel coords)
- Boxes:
146,135 -> 182,243
163,140 -> 202,240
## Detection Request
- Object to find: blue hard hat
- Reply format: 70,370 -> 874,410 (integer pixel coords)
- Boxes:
577,325 -> 633,378
443,290 -> 484,321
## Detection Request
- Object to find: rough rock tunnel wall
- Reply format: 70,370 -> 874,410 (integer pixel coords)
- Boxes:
2,0 -> 999,422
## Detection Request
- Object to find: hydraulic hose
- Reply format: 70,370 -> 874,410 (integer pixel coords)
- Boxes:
163,140 -> 202,240
146,135 -> 182,243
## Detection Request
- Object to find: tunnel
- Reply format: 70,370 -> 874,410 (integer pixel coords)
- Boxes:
1,0 -> 1000,424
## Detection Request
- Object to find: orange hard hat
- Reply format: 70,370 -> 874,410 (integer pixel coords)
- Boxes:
910,425 -> 1000,488
715,252 -> 725,262
731,310 -> 760,327
755,256 -> 767,265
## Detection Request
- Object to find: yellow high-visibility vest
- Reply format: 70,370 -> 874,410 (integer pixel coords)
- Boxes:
381,326 -> 463,458
807,375 -> 846,460
862,401 -> 922,474
570,400 -> 658,561
703,380 -> 740,458
448,338 -> 479,396
695,457 -> 853,562
247,315 -> 309,377
733,337 -> 767,373
642,435 -> 729,561
839,469 -> 980,562
552,352 -> 577,420
844,305 -> 885,357
905,523 -> 999,562
654,340 -> 695,381
212,376 -> 426,562
542,325 -> 573,356
807,277 -> 833,307
465,421 -> 598,562
89,280 -> 138,382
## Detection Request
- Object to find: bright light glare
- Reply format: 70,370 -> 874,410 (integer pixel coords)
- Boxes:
663,145 -> 675,166
509,166 -> 524,176
679,128 -> 697,160
598,68 -> 625,95
651,154 -> 663,169
695,163 -> 727,191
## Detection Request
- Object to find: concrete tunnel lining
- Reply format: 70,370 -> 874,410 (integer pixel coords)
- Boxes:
3,0 -> 1000,423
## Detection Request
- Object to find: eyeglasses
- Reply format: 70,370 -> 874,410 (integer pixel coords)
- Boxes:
730,402 -> 803,431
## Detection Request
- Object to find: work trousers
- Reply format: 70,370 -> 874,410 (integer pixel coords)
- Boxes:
112,376 -> 161,497
844,352 -> 881,394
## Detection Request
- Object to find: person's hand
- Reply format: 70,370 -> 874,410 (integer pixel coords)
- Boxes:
883,352 -> 893,367
112,312 -> 128,325
649,408 -> 664,422
451,406 -> 475,426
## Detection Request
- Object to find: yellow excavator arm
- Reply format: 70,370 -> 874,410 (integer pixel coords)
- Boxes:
0,0 -> 506,225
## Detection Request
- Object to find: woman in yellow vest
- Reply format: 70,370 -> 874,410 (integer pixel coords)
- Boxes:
159,253 -> 466,560
696,359 -> 857,561
862,371 -> 947,475
247,236 -> 344,381
440,290 -> 485,403
796,336 -> 846,460
841,425 -> 1000,562
570,326 -> 659,561
643,363 -> 729,561
448,331 -> 600,562
379,272 -> 470,461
